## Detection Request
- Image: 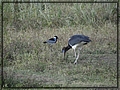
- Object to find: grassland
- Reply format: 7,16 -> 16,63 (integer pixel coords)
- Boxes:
1,1 -> 119,89
3,25 -> 117,87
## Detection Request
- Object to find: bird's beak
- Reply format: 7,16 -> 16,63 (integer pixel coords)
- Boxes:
61,49 -> 65,59
63,52 -> 65,60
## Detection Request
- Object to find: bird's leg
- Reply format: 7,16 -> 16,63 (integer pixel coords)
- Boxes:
49,45 -> 53,52
74,49 -> 77,58
74,50 -> 80,64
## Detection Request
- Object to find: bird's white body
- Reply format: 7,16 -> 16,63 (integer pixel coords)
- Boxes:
70,42 -> 86,50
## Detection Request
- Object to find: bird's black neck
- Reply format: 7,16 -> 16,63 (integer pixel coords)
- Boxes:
64,45 -> 72,52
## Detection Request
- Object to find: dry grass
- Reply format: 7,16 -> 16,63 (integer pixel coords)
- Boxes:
3,24 -> 117,87
1,2 -> 118,88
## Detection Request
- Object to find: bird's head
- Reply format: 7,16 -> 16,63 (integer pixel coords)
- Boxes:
62,47 -> 66,53
54,36 -> 58,39
62,47 -> 67,59
62,45 -> 71,59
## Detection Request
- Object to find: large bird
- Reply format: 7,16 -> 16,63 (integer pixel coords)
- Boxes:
62,34 -> 91,64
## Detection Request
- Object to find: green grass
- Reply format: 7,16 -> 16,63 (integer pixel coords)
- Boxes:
3,54 -> 117,87
1,2 -> 118,88
3,26 -> 117,87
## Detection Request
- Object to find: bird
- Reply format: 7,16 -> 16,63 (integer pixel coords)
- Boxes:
62,34 -> 91,64
43,36 -> 58,51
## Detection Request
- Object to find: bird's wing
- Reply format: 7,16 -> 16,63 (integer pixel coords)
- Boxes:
68,35 -> 91,46
46,38 -> 56,44
68,37 -> 83,46
49,38 -> 55,41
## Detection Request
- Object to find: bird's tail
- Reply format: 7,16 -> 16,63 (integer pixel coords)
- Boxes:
43,41 -> 47,43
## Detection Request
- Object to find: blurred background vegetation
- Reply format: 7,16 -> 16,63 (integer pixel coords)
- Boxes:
1,0 -> 119,88
3,1 -> 117,29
